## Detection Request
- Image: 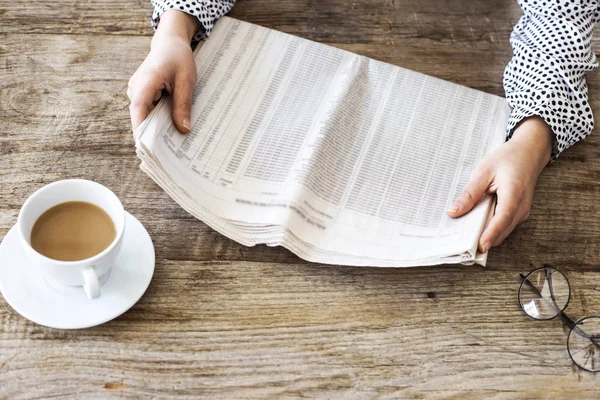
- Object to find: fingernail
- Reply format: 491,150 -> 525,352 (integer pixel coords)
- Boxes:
447,203 -> 460,213
182,117 -> 191,132
480,244 -> 488,253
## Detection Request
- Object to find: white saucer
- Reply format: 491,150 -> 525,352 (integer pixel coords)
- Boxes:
0,211 -> 155,329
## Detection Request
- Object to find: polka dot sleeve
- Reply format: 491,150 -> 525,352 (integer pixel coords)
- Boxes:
503,0 -> 600,161
150,0 -> 236,41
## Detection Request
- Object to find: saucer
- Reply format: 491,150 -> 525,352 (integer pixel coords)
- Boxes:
0,211 -> 155,329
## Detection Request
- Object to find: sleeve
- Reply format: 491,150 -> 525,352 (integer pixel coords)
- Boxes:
503,0 -> 600,160
150,0 -> 236,41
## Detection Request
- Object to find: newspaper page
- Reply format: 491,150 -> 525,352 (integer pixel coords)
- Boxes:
136,17 -> 510,267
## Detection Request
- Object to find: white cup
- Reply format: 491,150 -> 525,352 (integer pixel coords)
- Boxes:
17,179 -> 126,300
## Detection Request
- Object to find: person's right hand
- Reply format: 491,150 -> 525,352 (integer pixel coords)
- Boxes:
446,116 -> 553,252
128,10 -> 201,135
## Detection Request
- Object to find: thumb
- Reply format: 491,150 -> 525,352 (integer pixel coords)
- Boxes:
171,72 -> 195,134
447,166 -> 492,218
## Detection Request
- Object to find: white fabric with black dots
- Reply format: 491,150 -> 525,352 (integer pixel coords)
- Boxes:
151,0 -> 236,41
151,0 -> 599,160
505,0 -> 598,160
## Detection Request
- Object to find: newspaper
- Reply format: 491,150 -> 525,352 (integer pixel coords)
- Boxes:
135,16 -> 510,267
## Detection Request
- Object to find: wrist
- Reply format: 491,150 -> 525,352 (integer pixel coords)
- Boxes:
511,116 -> 553,169
154,9 -> 201,43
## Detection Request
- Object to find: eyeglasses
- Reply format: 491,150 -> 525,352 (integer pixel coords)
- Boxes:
518,265 -> 600,372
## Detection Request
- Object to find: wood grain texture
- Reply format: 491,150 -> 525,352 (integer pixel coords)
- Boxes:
2,0 -> 600,398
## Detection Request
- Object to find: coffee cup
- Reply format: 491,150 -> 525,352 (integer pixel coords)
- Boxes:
17,179 -> 126,299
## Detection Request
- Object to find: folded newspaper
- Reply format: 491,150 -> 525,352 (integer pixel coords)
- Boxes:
135,16 -> 510,267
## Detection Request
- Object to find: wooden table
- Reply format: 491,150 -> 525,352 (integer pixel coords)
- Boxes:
2,0 -> 600,398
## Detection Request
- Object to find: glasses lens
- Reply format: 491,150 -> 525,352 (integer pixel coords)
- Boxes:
518,267 -> 570,320
568,317 -> 600,372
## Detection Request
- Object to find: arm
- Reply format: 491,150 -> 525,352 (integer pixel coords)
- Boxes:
128,1 -> 236,134
151,0 -> 236,41
448,0 -> 599,252
504,0 -> 599,160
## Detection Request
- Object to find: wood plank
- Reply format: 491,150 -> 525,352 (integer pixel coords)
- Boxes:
3,0 -> 599,54
0,0 -> 154,36
0,0 -> 521,49
232,0 -> 521,49
2,262 -> 600,398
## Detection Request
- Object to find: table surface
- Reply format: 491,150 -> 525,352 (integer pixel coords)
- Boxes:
2,0 -> 600,398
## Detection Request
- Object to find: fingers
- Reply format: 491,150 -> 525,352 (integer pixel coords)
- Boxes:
128,75 -> 163,133
129,101 -> 152,132
446,164 -> 492,218
171,71 -> 196,134
478,186 -> 525,252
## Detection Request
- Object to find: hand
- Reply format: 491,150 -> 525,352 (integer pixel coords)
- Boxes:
446,116 -> 553,253
128,10 -> 201,134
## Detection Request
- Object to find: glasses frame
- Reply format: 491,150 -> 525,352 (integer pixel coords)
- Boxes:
518,265 -> 600,372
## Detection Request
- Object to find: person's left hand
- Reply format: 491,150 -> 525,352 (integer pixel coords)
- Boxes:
446,116 -> 553,253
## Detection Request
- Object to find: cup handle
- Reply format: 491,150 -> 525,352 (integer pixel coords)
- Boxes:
82,266 -> 100,299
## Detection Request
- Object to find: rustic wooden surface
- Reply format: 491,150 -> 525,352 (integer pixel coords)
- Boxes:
2,0 -> 600,398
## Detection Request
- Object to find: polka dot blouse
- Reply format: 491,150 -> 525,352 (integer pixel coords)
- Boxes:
151,0 -> 236,41
151,0 -> 599,161
505,0 -> 599,160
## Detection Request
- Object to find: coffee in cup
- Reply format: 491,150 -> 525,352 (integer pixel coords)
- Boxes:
30,201 -> 116,262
